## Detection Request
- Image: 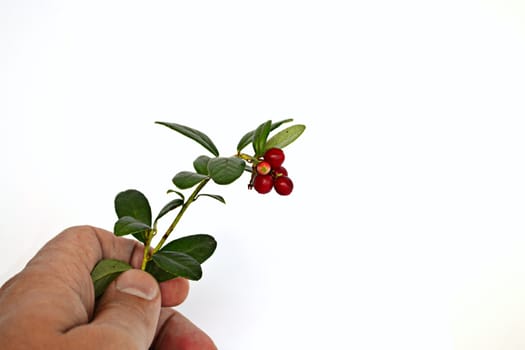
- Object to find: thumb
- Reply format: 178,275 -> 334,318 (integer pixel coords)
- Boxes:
72,269 -> 161,349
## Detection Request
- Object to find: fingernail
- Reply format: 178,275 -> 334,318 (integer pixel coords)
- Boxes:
116,269 -> 158,301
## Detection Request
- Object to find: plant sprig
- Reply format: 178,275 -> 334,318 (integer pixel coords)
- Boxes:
91,119 -> 305,298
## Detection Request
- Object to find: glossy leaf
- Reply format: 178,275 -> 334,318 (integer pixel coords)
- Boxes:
114,216 -> 151,237
145,260 -> 177,282
252,120 -> 271,156
207,157 -> 245,185
193,155 -> 211,175
196,193 -> 226,204
133,232 -> 147,244
154,199 -> 184,224
151,251 -> 202,280
236,118 -> 293,152
172,171 -> 208,189
91,259 -> 131,298
161,234 -> 217,263
166,189 -> 185,201
156,121 -> 219,156
265,124 -> 306,150
236,131 -> 254,153
115,189 -> 152,226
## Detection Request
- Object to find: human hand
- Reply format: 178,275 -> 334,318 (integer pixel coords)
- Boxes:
0,225 -> 217,350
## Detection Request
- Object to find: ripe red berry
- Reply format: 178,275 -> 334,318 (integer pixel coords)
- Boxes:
256,161 -> 272,175
253,174 -> 273,194
274,176 -> 293,196
263,148 -> 285,169
272,166 -> 288,177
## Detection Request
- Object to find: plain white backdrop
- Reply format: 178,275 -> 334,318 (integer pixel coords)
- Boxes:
2,1 -> 525,349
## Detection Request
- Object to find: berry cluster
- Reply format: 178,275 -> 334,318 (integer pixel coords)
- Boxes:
250,148 -> 294,195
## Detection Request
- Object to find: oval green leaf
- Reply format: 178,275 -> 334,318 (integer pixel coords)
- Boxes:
151,251 -> 202,280
154,198 -> 184,224
115,189 -> 152,226
166,189 -> 185,201
252,120 -> 272,157
145,260 -> 177,282
161,234 -> 217,263
193,155 -> 211,175
236,130 -> 255,153
172,171 -> 209,189
265,124 -> 306,151
236,118 -> 294,152
207,157 -> 245,185
155,121 -> 219,156
91,259 -> 132,298
196,193 -> 226,204
114,216 -> 151,238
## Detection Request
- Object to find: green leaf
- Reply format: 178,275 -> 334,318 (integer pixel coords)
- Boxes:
91,259 -> 132,298
236,131 -> 255,154
161,234 -> 217,264
265,124 -> 306,150
133,232 -> 147,243
145,260 -> 177,282
172,171 -> 208,189
115,189 -> 152,226
252,120 -> 272,156
207,157 -> 245,185
236,118 -> 294,152
154,199 -> 184,224
196,193 -> 226,204
193,155 -> 211,175
156,121 -> 219,156
271,118 -> 295,130
114,216 -> 151,237
167,189 -> 185,201
151,251 -> 202,280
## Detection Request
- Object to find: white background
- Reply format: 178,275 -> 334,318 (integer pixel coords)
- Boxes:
2,1 -> 525,349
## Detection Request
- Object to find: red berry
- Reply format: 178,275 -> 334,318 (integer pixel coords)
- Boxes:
256,161 -> 272,175
272,166 -> 288,177
253,174 -> 273,194
274,176 -> 293,196
264,148 -> 285,169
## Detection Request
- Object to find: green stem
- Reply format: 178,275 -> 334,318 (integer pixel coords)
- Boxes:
237,152 -> 259,163
141,231 -> 154,271
151,177 -> 211,256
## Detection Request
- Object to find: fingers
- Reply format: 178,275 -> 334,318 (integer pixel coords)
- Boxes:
0,226 -> 140,332
29,225 -> 141,273
4,225 -> 191,322
153,308 -> 217,350
160,278 -> 190,307
0,225 -> 212,349
20,225 -> 142,319
64,269 -> 161,349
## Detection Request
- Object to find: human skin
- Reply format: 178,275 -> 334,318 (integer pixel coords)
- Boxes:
0,225 -> 217,350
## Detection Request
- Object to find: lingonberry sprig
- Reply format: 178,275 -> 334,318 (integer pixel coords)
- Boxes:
91,119 -> 305,298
